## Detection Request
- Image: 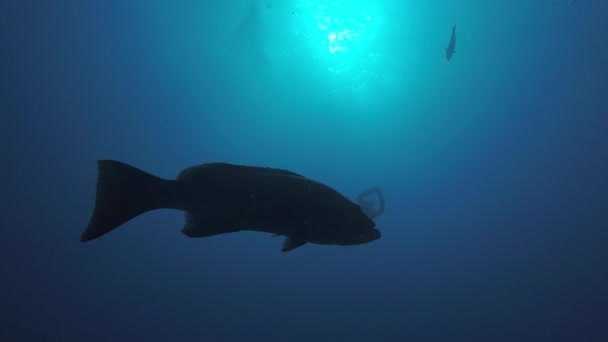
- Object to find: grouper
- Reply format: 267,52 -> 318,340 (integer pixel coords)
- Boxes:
80,160 -> 381,252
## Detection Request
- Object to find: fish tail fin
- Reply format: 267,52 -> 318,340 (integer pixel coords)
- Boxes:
81,160 -> 177,242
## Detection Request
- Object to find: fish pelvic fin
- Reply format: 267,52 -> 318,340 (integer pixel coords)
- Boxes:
282,236 -> 307,252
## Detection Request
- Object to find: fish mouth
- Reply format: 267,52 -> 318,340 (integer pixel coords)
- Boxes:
368,228 -> 381,241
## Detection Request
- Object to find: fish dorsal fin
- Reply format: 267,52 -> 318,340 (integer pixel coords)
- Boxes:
282,236 -> 307,252
177,163 -> 305,182
177,163 -> 227,181
250,166 -> 305,178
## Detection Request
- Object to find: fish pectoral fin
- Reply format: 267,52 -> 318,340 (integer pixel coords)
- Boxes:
282,236 -> 307,252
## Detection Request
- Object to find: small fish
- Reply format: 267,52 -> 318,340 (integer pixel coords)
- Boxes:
81,160 -> 381,252
445,25 -> 456,61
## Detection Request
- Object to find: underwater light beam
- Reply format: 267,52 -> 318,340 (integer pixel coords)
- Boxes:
298,0 -> 381,75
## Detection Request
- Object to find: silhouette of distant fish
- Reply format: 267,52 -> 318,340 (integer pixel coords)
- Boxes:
81,160 -> 381,252
446,25 -> 456,60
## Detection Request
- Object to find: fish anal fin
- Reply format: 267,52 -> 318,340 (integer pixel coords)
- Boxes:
282,236 -> 307,252
181,212 -> 238,238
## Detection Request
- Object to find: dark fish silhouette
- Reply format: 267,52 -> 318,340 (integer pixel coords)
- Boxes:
446,25 -> 456,60
81,160 -> 381,252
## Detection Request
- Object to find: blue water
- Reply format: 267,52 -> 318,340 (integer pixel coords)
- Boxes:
2,0 -> 608,340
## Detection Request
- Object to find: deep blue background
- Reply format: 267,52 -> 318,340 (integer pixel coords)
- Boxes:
2,0 -> 608,341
